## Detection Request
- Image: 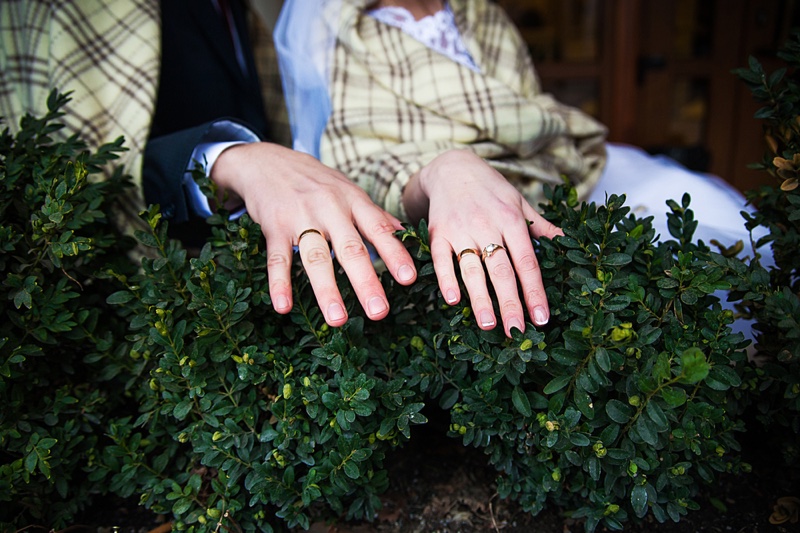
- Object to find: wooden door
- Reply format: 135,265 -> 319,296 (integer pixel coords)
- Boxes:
634,0 -> 793,191
496,0 -> 797,193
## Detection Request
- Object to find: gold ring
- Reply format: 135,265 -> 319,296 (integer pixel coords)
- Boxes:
297,228 -> 324,244
481,243 -> 505,261
457,248 -> 479,262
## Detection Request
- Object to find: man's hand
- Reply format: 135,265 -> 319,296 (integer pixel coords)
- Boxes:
212,142 -> 417,327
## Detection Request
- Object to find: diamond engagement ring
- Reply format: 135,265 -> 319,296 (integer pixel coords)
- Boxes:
481,243 -> 505,261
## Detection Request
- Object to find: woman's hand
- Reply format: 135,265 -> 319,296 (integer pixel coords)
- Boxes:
212,142 -> 417,327
403,149 -> 562,336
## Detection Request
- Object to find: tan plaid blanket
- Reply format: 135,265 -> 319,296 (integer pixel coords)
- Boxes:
0,0 -> 287,225
321,0 -> 608,219
0,0 -> 160,217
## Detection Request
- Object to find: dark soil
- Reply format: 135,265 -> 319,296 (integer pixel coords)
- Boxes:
77,409 -> 800,533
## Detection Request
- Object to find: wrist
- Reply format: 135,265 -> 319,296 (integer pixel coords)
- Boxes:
419,149 -> 478,197
210,143 -> 250,209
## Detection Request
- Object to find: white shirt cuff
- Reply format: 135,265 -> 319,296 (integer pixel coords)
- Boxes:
183,120 -> 261,219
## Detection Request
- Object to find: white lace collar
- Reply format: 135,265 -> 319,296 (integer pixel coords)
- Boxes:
368,2 -> 480,72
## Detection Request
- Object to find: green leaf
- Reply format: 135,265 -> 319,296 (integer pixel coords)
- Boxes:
645,401 -> 669,430
439,388 -> 459,410
602,253 -> 632,266
24,451 -> 38,473
631,485 -> 648,518
605,399 -> 633,423
105,290 -> 134,305
511,386 -> 532,417
635,415 -> 659,446
595,348 -> 611,373
37,438 -> 57,450
543,375 -> 571,395
14,289 -> 33,309
343,461 -> 360,479
173,497 -> 193,515
173,400 -> 193,420
678,347 -> 709,384
660,385 -> 686,407
568,432 -> 590,447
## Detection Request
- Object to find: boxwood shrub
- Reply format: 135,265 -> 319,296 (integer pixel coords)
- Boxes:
4,32 -> 800,530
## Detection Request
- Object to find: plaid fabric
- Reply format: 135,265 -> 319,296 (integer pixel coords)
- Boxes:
0,0 -> 287,225
321,0 -> 608,219
249,6 -> 291,148
0,0 -> 160,190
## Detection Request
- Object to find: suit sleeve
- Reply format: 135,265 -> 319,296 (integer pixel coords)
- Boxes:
142,118 -> 262,224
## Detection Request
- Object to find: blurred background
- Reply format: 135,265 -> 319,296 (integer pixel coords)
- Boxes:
494,0 -> 798,193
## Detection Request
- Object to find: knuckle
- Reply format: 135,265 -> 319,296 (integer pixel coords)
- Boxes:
471,296 -> 494,311
496,203 -> 519,222
267,252 -> 290,268
337,239 -> 370,261
524,288 -> 545,307
311,183 -> 345,205
304,246 -> 332,265
439,273 -> 458,289
269,278 -> 291,293
499,297 -> 523,315
369,218 -> 397,237
490,262 -> 515,280
460,261 -> 485,279
515,252 -> 540,274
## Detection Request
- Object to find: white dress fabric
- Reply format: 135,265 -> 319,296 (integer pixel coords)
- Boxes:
590,144 -> 768,258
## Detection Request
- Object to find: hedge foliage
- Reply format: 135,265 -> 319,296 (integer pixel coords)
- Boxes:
2,31 -> 800,532
0,91 -> 137,527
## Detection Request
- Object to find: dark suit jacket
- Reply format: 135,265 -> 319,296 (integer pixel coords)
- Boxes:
143,0 -> 271,240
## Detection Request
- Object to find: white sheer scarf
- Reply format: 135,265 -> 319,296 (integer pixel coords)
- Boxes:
275,0 -> 471,157
273,0 -> 342,157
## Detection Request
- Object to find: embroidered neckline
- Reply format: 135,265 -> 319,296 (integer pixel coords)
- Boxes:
368,2 -> 480,72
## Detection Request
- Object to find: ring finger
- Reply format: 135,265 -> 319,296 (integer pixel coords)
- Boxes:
456,245 -> 498,331
296,228 -> 349,327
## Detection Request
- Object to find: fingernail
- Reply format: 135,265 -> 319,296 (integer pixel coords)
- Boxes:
445,289 -> 457,304
328,303 -> 347,322
534,306 -> 549,325
368,296 -> 388,316
274,295 -> 290,312
397,264 -> 415,282
507,318 -> 524,334
480,311 -> 496,328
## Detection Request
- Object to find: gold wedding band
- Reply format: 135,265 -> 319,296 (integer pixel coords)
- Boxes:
481,243 -> 505,261
457,248 -> 479,262
297,228 -> 324,244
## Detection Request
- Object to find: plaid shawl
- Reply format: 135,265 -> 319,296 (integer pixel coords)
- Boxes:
0,0 -> 160,214
0,0 -> 287,224
321,0 -> 608,219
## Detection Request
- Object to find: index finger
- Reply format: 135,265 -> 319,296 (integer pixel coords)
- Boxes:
525,208 -> 564,240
